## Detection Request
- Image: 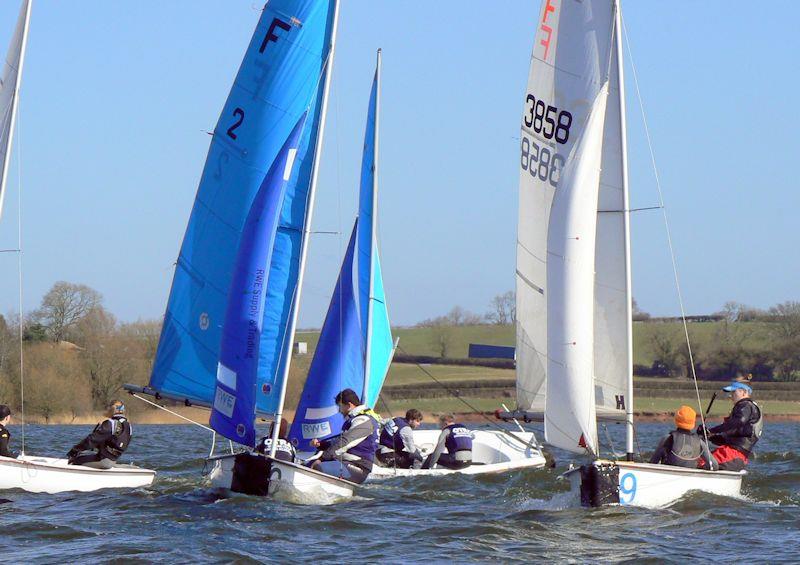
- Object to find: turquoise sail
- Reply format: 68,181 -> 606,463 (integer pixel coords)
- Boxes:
357,54 -> 394,408
148,1 -> 337,411
288,53 -> 393,449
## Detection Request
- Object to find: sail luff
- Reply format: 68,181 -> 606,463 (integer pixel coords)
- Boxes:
363,49 -> 380,401
614,0 -> 635,458
269,0 -> 341,457
0,0 -> 31,222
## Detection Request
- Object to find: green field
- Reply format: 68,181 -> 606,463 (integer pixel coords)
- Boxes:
291,321 -> 800,416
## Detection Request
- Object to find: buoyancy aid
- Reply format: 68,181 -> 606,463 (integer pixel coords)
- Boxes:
379,417 -> 408,452
664,430 -> 703,468
102,415 -> 131,460
444,423 -> 473,453
341,406 -> 380,464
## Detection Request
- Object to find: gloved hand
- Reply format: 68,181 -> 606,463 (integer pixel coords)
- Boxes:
66,448 -> 79,460
696,425 -> 710,437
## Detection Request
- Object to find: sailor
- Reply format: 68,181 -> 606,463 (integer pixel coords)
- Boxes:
308,388 -> 380,484
699,380 -> 763,471
422,414 -> 473,470
255,418 -> 296,463
0,405 -> 17,459
376,408 -> 424,469
649,405 -> 717,470
66,400 -> 132,469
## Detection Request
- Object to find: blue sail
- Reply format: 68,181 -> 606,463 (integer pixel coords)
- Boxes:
209,117 -> 305,447
357,56 -> 394,408
149,1 -> 337,409
288,222 -> 363,451
363,243 -> 394,407
288,54 -> 394,449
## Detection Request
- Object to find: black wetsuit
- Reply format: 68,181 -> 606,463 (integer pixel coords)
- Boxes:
69,416 -> 131,467
0,424 -> 16,458
708,398 -> 763,457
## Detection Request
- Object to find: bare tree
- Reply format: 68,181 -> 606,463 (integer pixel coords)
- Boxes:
632,298 -> 650,322
488,291 -> 515,325
35,282 -> 102,342
768,301 -> 800,340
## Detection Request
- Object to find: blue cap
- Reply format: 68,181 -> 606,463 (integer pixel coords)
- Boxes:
722,381 -> 752,394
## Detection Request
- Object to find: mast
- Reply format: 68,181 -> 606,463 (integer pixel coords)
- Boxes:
270,0 -> 340,457
0,0 -> 31,221
614,0 -> 635,461
363,48 -> 381,399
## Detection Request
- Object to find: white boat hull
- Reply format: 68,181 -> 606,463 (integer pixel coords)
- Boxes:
562,459 -> 744,508
207,454 -> 355,505
369,429 -> 547,478
0,455 -> 156,494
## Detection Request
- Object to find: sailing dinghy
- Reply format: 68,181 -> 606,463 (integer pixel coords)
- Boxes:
125,0 -> 354,504
283,52 -> 546,479
0,0 -> 155,494
510,0 -> 743,507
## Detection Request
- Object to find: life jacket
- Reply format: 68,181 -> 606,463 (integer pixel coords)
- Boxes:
379,417 -> 408,452
664,430 -> 703,468
256,437 -> 295,462
723,399 -> 763,456
341,407 -> 379,465
444,423 -> 473,454
102,415 -> 131,460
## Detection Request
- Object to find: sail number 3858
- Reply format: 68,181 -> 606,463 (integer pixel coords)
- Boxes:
523,94 -> 572,144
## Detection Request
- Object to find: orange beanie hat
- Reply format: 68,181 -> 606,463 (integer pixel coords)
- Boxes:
674,405 -> 696,430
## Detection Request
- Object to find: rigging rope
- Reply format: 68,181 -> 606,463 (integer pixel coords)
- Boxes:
395,345 -> 539,451
622,16 -> 708,444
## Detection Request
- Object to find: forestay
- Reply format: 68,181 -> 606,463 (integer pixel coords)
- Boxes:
148,1 -> 337,412
0,0 -> 30,220
516,0 -> 619,454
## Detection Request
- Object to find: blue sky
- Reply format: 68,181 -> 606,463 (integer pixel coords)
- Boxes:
0,1 -> 797,328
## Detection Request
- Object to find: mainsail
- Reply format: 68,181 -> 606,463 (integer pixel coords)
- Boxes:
0,0 -> 31,221
147,1 -> 338,415
289,52 -> 394,450
516,0 -> 624,454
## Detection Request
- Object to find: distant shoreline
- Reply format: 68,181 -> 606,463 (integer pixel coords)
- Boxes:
13,409 -> 800,425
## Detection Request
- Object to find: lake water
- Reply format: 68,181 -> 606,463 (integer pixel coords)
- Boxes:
3,421 -> 798,562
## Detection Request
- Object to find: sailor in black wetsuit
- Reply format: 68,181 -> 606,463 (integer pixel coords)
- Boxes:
700,381 -> 763,471
650,405 -> 717,470
0,405 -> 17,459
67,400 -> 132,469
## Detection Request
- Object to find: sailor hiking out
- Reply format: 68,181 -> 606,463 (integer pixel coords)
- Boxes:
309,389 -> 380,484
67,400 -> 132,469
700,380 -> 763,471
423,414 -> 474,470
376,409 -> 424,469
650,405 -> 718,470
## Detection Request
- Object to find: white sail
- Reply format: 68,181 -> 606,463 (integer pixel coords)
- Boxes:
545,88 -> 608,455
593,13 -> 630,421
0,0 -> 31,221
516,0 -> 618,452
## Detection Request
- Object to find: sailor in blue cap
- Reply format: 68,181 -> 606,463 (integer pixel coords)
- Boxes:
699,378 -> 762,471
